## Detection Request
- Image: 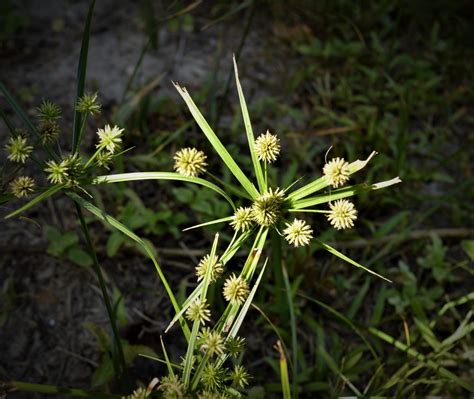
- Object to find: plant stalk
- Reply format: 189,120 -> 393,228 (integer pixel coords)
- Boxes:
75,202 -> 130,390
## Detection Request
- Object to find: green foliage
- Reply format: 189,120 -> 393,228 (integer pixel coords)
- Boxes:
45,225 -> 93,268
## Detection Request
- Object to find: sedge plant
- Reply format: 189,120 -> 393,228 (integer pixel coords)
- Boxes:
1,2 -> 401,396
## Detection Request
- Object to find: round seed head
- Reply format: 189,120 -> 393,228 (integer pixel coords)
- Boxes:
9,176 -> 35,198
283,219 -> 313,247
327,199 -> 357,230
199,329 -> 225,357
36,100 -> 61,122
251,187 -> 285,227
255,130 -> 280,163
44,159 -> 69,184
323,157 -> 350,188
96,124 -> 124,154
39,121 -> 60,144
196,254 -> 223,283
158,374 -> 185,399
173,147 -> 207,177
200,363 -> 225,392
76,92 -> 101,115
96,151 -> 114,169
230,365 -> 250,389
223,274 -> 249,305
63,153 -> 84,188
186,298 -> 211,324
225,336 -> 245,358
5,136 -> 33,164
230,207 -> 254,232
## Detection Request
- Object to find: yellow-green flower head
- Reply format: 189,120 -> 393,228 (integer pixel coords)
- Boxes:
173,147 -> 207,177
223,274 -> 249,305
158,375 -> 185,399
62,153 -> 84,188
5,136 -> 33,164
230,365 -> 250,389
96,124 -> 124,154
283,219 -> 313,247
200,363 -> 225,392
186,298 -> 211,324
96,151 -> 113,169
45,159 -> 69,184
76,92 -> 101,115
122,387 -> 147,399
196,254 -> 223,283
39,121 -> 60,144
9,176 -> 35,198
327,199 -> 357,230
226,336 -> 245,358
36,100 -> 61,122
230,207 -> 254,232
200,329 -> 225,357
323,157 -> 350,188
251,187 -> 285,227
197,390 -> 229,399
255,130 -> 280,163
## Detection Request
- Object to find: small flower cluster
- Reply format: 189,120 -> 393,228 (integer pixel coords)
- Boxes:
36,100 -> 62,144
173,147 -> 208,177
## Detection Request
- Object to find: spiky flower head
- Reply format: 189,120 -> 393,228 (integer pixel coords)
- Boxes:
226,336 -> 245,358
9,176 -> 35,198
199,329 -> 225,357
323,157 -> 350,188
200,363 -> 226,392
197,391 -> 229,399
230,207 -> 254,232
96,124 -> 124,154
283,219 -> 313,247
63,153 -> 84,187
196,254 -> 223,283
327,199 -> 357,230
44,159 -> 69,184
186,298 -> 211,324
5,136 -> 33,164
230,365 -> 250,389
39,121 -> 60,144
96,151 -> 113,169
76,92 -> 101,115
36,100 -> 61,122
173,147 -> 207,177
223,274 -> 249,305
158,375 -> 185,399
251,187 -> 285,227
255,130 -> 280,163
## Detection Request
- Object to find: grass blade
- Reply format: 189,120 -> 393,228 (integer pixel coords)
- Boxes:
5,185 -> 64,219
314,238 -> 391,282
67,192 -> 190,340
93,172 -> 235,210
183,216 -> 233,232
72,0 -> 96,152
368,327 -> 474,393
288,151 -> 378,201
173,82 -> 259,199
233,56 -> 265,192
276,340 -> 292,399
291,177 -> 401,210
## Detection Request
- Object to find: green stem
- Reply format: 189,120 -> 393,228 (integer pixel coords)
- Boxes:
75,203 -> 130,390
